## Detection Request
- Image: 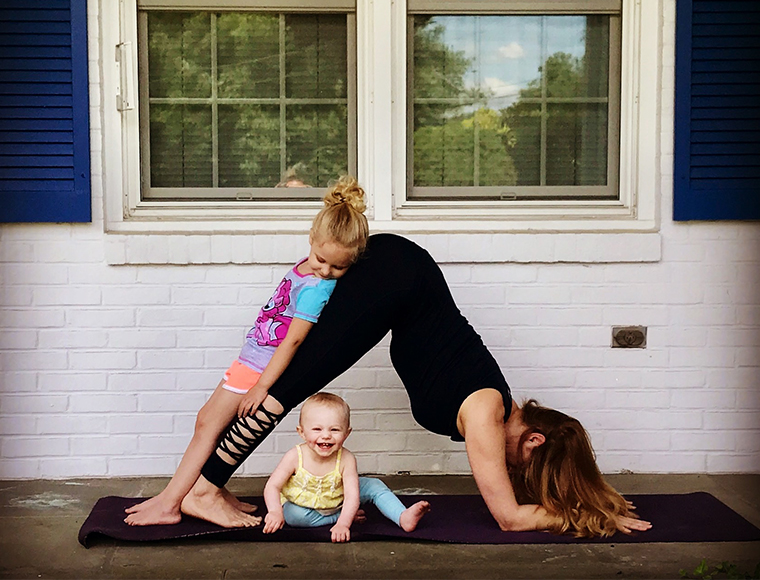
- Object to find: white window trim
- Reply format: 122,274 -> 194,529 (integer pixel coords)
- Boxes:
98,0 -> 662,263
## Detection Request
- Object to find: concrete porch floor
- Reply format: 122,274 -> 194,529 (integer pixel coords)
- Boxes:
1,474 -> 759,579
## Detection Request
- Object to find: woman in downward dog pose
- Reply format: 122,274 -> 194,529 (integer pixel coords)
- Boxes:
124,177 -> 368,527
263,392 -> 430,542
180,233 -> 651,538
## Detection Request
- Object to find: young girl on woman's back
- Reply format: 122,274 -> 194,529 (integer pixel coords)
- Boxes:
125,176 -> 369,527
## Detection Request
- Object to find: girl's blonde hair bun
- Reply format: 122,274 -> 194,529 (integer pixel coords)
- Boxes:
323,175 -> 367,214
311,175 -> 369,262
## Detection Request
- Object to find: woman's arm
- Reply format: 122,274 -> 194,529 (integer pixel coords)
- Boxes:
458,389 -> 559,532
262,448 -> 298,534
330,450 -> 360,543
238,317 -> 314,417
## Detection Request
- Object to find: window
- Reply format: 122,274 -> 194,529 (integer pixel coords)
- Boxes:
102,0 -> 659,236
136,3 -> 356,202
407,4 -> 621,201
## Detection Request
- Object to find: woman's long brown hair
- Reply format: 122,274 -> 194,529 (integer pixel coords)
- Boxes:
510,399 -> 632,538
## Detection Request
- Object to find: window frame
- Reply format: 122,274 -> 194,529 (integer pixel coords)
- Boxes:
405,4 -> 622,202
101,0 -> 660,234
137,8 -> 357,201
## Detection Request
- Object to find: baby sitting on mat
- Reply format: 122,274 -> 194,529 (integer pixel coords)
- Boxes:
263,392 -> 430,542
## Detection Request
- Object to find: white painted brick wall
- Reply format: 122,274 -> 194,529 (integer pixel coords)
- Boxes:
0,0 -> 758,480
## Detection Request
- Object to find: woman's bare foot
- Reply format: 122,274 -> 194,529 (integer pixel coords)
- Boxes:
181,482 -> 262,528
399,501 -> 430,532
124,494 -> 182,526
221,488 -> 258,514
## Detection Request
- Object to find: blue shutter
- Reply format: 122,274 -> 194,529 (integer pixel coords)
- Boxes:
673,0 -> 760,221
0,0 -> 91,223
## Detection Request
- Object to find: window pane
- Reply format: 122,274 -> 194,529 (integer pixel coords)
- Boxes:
287,15 -> 347,99
217,13 -> 279,99
546,103 -> 608,186
148,13 -> 211,98
218,105 -> 280,187
141,10 -> 352,199
410,13 -> 615,198
150,104 -> 212,187
287,105 -> 348,187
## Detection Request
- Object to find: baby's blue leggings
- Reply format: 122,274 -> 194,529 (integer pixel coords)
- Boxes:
282,477 -> 405,528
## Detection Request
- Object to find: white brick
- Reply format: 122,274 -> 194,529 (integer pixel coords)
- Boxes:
0,372 -> 38,392
109,372 -> 178,392
3,309 -> 65,328
38,329 -> 108,349
69,351 -> 136,370
33,286 -> 101,306
1,263 -> 68,284
376,453 -> 448,475
137,349 -> 204,370
66,308 -> 136,328
41,458 -> 108,478
603,431 -> 670,451
3,437 -> 69,457
172,286 -> 239,305
0,459 -> 40,479
136,307 -> 203,327
102,286 -> 171,306
605,390 -> 671,409
0,241 -> 35,262
108,457 -> 177,476
1,286 -> 33,306
671,431 -> 735,452
138,435 -> 191,454
109,414 -> 176,434
348,432 -> 407,453
69,394 -> 138,413
138,393 -> 208,412
71,435 -> 137,456
670,390 -> 736,409
706,453 -> 760,473
538,307 -> 605,326
507,285 -> 573,305
108,329 -> 176,349
0,416 -> 37,435
38,415 -> 108,435
704,412 -> 759,430
450,285 -> 505,306
1,351 -> 68,371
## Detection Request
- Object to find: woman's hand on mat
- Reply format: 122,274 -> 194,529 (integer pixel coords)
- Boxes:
330,522 -> 351,543
614,514 -> 652,534
263,511 -> 285,534
238,385 -> 268,418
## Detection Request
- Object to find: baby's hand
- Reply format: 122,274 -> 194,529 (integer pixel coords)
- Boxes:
238,385 -> 268,418
263,511 -> 284,534
330,522 -> 351,543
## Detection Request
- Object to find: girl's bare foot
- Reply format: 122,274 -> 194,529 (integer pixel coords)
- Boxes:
124,494 -> 182,526
181,486 -> 261,528
221,488 -> 258,514
399,501 -> 430,532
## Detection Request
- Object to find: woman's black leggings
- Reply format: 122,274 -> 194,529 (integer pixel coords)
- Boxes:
201,234 -> 424,488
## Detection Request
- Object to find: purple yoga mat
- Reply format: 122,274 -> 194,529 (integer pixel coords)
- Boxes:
78,492 -> 760,547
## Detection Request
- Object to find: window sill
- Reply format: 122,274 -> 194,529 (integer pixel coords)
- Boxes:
104,225 -> 661,265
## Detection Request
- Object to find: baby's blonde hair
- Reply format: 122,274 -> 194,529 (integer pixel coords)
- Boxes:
311,176 -> 369,262
300,392 -> 351,429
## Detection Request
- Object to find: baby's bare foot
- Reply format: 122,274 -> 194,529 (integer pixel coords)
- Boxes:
353,509 -> 367,524
399,501 -> 430,532
124,495 -> 182,526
